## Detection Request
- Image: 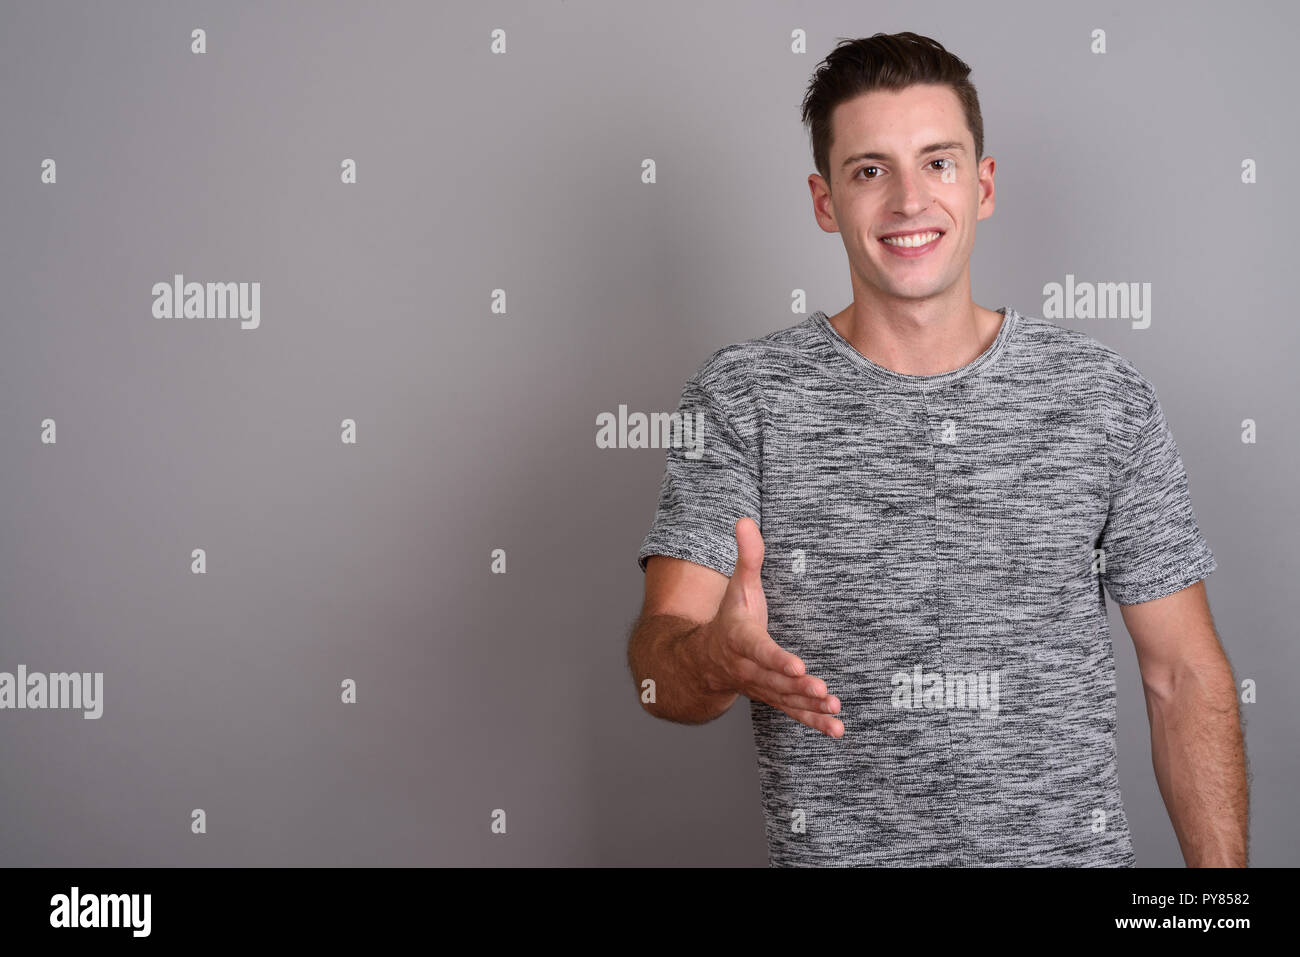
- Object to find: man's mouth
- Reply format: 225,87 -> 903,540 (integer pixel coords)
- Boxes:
879,229 -> 944,257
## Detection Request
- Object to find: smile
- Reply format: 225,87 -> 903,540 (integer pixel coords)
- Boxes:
879,229 -> 943,257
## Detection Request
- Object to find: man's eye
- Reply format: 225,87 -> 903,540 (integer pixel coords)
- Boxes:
856,159 -> 951,180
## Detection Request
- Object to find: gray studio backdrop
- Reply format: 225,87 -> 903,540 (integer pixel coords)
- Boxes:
1,0 -> 1295,866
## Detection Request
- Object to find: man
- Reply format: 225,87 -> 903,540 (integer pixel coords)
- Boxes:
627,32 -> 1247,867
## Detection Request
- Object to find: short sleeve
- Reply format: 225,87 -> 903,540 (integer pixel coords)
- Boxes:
636,373 -> 761,577
1097,392 -> 1217,605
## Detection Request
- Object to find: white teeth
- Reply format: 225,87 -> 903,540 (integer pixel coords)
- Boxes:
881,231 -> 941,247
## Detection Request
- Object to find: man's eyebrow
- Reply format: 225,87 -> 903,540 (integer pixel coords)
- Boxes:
840,141 -> 967,168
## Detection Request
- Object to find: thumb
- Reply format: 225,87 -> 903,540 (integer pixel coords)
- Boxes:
731,516 -> 765,587
722,516 -> 768,628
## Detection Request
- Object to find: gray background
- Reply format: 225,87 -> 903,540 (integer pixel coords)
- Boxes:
0,0 -> 1294,866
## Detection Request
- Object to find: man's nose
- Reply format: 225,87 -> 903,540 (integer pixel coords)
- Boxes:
888,167 -> 932,216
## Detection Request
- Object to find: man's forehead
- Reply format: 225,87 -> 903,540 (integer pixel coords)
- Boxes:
830,88 -> 968,159
835,132 -> 970,166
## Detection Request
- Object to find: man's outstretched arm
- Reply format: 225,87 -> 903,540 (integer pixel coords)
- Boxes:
629,518 -> 843,735
1122,580 -> 1248,866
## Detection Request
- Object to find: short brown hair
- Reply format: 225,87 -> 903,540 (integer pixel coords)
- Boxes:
800,33 -> 984,188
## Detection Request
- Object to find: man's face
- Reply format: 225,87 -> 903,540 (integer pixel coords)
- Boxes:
813,83 -> 994,303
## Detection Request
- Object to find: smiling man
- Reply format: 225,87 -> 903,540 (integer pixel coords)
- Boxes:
627,32 -> 1247,867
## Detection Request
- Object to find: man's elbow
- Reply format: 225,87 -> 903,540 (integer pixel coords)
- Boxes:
1142,653 -> 1236,711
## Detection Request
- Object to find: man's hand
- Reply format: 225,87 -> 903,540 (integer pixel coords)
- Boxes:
694,517 -> 843,737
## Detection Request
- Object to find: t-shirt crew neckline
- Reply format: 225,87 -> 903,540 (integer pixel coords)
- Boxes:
811,306 -> 1018,391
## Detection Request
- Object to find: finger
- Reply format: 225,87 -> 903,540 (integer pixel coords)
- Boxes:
777,704 -> 845,738
734,656 -> 829,700
734,624 -> 804,677
723,518 -> 769,623
774,692 -> 841,714
732,516 -> 765,585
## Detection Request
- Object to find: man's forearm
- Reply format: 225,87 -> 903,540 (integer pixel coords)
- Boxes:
1145,654 -> 1248,866
628,613 -> 738,724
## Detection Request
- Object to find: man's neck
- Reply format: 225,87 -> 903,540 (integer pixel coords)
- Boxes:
827,301 -> 1004,377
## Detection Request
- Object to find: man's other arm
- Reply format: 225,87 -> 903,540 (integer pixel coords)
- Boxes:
1122,580 -> 1248,866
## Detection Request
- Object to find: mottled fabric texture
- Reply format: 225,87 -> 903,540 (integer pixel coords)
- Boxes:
637,306 -> 1217,867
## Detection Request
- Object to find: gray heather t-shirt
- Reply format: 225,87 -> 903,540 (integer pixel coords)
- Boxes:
636,305 -> 1217,867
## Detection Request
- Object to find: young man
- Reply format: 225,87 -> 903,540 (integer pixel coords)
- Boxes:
628,32 -> 1247,867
